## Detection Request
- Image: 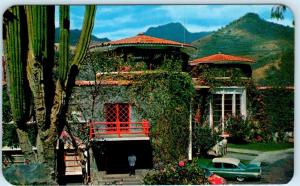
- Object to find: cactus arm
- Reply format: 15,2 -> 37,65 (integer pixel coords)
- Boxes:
25,6 -> 47,129
4,6 -> 29,124
70,5 -> 96,68
59,6 -> 70,82
3,6 -> 36,162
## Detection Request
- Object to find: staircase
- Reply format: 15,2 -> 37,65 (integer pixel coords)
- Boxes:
64,152 -> 83,176
92,170 -> 147,185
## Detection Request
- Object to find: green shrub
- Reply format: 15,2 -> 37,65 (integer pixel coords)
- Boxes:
143,160 -> 205,185
225,115 -> 251,144
193,125 -> 219,156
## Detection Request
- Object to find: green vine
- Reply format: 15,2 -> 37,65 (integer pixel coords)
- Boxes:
73,53 -> 195,165
195,64 -> 253,88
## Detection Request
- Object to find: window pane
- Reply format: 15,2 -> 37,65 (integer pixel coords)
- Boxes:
224,163 -> 236,169
236,94 -> 241,115
119,103 -> 129,122
224,94 -> 232,117
104,103 -> 117,130
213,95 -> 222,127
214,163 -> 222,168
105,103 -> 117,122
119,103 -> 130,131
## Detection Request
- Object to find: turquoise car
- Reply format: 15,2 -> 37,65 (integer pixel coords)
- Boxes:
204,157 -> 262,182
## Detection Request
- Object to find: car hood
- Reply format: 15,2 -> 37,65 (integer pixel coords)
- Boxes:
247,161 -> 261,168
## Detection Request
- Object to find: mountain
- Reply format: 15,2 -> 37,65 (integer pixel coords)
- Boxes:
55,28 -> 110,46
192,13 -> 294,85
144,22 -> 211,44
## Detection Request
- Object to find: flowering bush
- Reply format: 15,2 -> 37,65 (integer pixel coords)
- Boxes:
225,115 -> 252,143
143,160 -> 205,185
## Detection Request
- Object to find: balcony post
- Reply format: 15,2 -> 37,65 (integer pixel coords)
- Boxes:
142,119 -> 149,136
117,121 -> 121,137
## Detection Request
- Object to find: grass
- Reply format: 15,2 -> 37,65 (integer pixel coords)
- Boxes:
228,143 -> 294,152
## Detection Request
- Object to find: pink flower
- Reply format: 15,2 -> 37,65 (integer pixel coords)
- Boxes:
178,161 -> 185,167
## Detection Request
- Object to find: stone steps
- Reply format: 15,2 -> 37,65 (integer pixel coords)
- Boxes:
92,172 -> 144,185
101,174 -> 143,185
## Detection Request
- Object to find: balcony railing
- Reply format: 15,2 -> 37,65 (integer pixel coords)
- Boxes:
89,119 -> 150,140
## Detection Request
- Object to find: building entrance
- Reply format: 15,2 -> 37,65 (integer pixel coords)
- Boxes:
92,140 -> 153,174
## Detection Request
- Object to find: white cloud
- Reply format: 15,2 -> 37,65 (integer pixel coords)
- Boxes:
158,5 -> 273,22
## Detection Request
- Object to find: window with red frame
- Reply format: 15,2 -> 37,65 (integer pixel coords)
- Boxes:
104,103 -> 130,131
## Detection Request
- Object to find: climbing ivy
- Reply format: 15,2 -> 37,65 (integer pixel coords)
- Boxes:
72,52 -> 195,165
126,72 -> 195,164
194,64 -> 253,88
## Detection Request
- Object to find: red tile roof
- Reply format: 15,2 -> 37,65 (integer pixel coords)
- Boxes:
75,80 -> 132,86
103,33 -> 194,48
190,53 -> 255,65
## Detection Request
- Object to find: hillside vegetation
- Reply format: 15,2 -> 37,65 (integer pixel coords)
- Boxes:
192,13 -> 294,85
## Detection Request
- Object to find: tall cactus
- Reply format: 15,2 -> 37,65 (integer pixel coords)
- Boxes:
3,6 -> 35,162
3,4 -> 96,177
4,6 -> 29,125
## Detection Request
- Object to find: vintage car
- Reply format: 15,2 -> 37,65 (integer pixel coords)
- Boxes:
203,157 -> 262,182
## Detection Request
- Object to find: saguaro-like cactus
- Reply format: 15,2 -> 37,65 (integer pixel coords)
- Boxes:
4,6 -> 29,125
4,4 -> 96,176
4,6 -> 36,162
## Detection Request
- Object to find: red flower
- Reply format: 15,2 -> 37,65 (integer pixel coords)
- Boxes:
178,161 -> 185,167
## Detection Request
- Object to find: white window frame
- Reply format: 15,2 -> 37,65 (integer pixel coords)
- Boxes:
209,87 -> 247,132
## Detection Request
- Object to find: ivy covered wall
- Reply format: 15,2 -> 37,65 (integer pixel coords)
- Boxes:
69,71 -> 195,165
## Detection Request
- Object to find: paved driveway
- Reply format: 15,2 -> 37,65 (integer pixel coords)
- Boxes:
226,148 -> 294,184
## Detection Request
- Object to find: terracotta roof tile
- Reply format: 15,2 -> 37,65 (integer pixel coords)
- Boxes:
104,33 -> 194,48
190,53 -> 255,65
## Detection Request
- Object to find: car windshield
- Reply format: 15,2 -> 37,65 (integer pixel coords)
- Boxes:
238,162 -> 247,169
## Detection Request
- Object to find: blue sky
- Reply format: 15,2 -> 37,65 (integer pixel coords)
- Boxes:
55,5 -> 294,40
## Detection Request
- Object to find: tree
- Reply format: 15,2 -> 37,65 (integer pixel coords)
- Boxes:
271,5 -> 294,25
3,5 -> 96,174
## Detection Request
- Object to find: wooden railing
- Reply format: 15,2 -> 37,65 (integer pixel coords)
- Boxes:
89,119 -> 150,140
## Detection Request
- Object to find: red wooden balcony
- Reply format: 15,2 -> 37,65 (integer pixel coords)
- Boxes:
89,119 -> 150,141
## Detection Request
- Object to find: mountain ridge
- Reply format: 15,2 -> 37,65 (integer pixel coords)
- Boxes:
144,22 -> 212,43
55,28 -> 110,46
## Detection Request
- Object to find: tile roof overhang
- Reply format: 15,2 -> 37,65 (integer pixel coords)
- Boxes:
189,53 -> 255,66
89,33 -> 196,51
